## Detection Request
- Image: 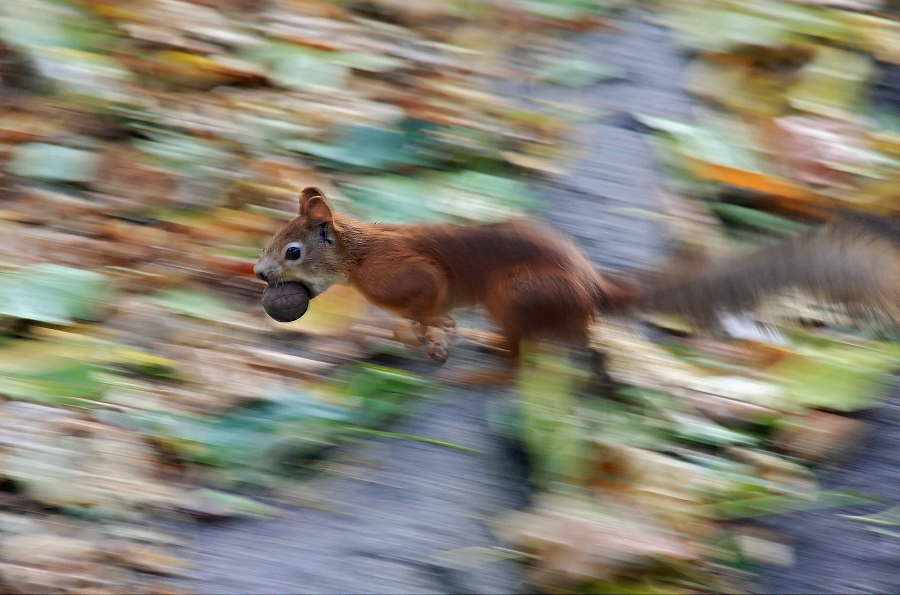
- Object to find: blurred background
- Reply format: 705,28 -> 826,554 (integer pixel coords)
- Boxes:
2,0 -> 900,593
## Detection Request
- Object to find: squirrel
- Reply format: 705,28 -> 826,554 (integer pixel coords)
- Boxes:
641,209 -> 900,330
254,187 -> 634,379
254,187 -> 900,380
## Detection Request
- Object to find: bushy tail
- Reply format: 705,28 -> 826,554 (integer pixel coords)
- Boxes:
636,212 -> 900,328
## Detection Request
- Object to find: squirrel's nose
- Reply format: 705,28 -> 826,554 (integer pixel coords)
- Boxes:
253,262 -> 270,283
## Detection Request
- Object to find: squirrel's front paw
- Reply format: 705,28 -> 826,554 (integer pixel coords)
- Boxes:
392,318 -> 423,349
423,324 -> 453,363
427,343 -> 449,363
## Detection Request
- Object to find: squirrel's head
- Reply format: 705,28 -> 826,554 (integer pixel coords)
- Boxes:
254,187 -> 348,297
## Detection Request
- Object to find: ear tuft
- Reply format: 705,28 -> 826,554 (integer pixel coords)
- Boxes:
299,186 -> 326,214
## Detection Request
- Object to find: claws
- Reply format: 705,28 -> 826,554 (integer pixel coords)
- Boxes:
428,343 -> 449,363
392,317 -> 457,363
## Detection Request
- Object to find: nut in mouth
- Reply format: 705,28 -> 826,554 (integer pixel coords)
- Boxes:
260,281 -> 312,322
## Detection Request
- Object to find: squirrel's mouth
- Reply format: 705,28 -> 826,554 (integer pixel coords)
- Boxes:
299,282 -> 317,298
266,280 -> 317,298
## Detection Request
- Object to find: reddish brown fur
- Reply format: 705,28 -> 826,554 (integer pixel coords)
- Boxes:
255,187 -> 633,366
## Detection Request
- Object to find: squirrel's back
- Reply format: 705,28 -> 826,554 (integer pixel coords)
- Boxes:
408,219 -> 600,302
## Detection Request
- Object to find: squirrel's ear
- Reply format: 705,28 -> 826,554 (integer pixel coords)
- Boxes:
306,195 -> 333,225
299,186 -> 326,215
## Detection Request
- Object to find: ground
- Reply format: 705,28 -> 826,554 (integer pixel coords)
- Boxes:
173,11 -> 900,595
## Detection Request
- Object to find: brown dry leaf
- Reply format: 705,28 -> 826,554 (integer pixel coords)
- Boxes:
104,542 -> 191,577
19,188 -> 104,220
684,58 -> 788,117
845,12 -> 900,64
674,388 -> 778,428
1,534 -> 100,567
496,497 -> 702,590
0,532 -> 144,594
735,529 -> 795,567
727,447 -> 818,494
95,150 -> 180,212
499,151 -> 567,175
0,529 -> 190,593
126,52 -> 267,89
122,23 -> 220,54
221,181 -> 296,212
0,562 -> 134,595
248,158 -> 331,195
684,337 -> 788,369
353,0 -> 465,25
591,321 -> 790,410
589,439 -> 727,509
0,114 -> 67,145
589,320 -> 712,392
772,115 -> 881,189
773,410 -> 868,464
102,296 -> 178,346
208,208 -> 278,235
0,402 -> 184,513
237,345 -> 335,378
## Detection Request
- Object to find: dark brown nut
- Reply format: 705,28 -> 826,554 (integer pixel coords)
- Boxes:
261,282 -> 310,322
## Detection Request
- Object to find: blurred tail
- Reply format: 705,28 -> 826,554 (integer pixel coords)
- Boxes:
635,211 -> 900,327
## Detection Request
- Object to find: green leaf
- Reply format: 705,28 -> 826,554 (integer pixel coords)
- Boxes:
519,0 -> 608,22
667,8 -> 789,53
516,345 -> 591,486
237,114 -> 317,145
187,489 -> 280,518
710,202 -> 812,236
645,135 -> 719,198
0,358 -> 107,406
429,170 -> 540,222
340,176 -> 440,223
35,47 -> 131,102
151,288 -> 235,321
0,0 -> 74,50
635,114 -> 765,172
0,265 -> 111,323
787,47 -> 874,118
341,170 -> 540,224
280,122 -> 435,171
341,363 -> 430,427
271,52 -> 349,90
844,501 -> 900,526
133,133 -> 233,174
768,342 -> 900,412
537,57 -> 623,87
7,143 -> 100,183
330,51 -> 407,73
666,2 -> 852,53
691,488 -> 883,520
749,1 -> 854,43
118,365 -> 428,488
242,42 -> 349,90
0,0 -> 115,53
669,412 -> 759,448
341,428 -> 482,454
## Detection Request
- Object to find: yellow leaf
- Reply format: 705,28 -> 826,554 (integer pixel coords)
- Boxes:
688,159 -> 810,200
276,285 -> 370,336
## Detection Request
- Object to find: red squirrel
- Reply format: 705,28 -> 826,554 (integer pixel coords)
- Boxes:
254,187 -> 635,373
256,188 -> 900,376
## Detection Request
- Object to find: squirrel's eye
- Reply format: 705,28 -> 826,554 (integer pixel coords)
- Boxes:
285,246 -> 301,261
